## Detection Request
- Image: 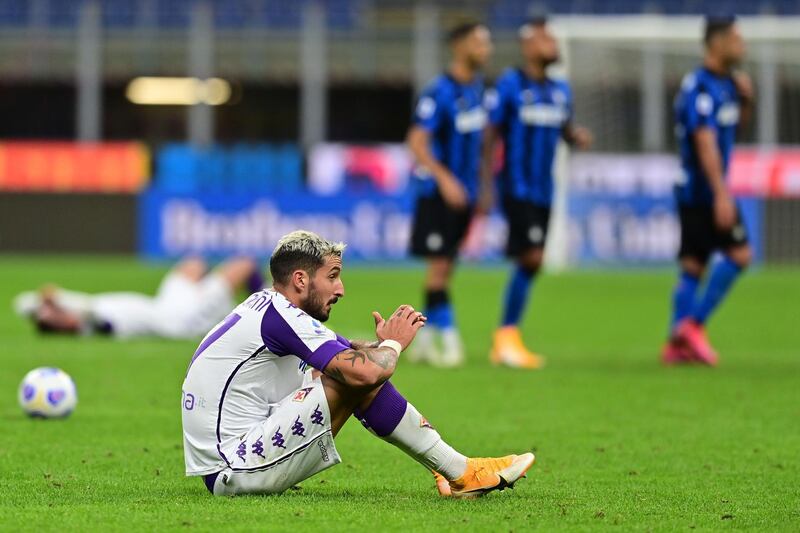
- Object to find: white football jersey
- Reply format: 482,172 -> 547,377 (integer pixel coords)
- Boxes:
181,289 -> 351,476
93,273 -> 234,339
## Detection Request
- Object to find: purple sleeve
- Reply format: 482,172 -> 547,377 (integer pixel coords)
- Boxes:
261,305 -> 350,371
336,334 -> 352,347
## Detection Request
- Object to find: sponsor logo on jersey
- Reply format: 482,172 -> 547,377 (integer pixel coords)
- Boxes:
455,107 -> 487,133
292,387 -> 314,402
716,102 -> 740,126
519,104 -> 567,127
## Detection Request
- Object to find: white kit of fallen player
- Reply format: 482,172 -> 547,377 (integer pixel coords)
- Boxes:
182,230 -> 535,498
13,257 -> 261,339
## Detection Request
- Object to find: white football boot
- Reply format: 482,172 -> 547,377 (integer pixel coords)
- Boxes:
437,328 -> 464,367
406,326 -> 441,364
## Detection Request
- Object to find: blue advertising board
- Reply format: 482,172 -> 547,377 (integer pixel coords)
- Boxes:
139,153 -> 762,266
566,154 -> 762,265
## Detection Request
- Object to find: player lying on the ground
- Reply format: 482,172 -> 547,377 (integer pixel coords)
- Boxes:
483,17 -> 592,369
182,230 -> 534,497
13,257 -> 262,339
663,16 -> 754,366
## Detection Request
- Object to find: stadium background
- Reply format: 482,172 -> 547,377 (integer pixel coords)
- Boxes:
0,0 -> 798,265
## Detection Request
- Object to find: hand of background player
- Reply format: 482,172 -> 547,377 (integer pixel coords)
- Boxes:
571,126 -> 594,150
437,173 -> 469,210
372,305 -> 426,350
732,70 -> 754,103
714,192 -> 736,231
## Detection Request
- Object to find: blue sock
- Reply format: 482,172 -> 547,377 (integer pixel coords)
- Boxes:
691,256 -> 742,325
424,289 -> 454,329
501,266 -> 535,327
426,304 -> 454,329
670,270 -> 700,330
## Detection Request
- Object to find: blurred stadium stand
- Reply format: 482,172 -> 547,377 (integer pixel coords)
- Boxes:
153,143 -> 302,194
3,1 -> 799,29
0,1 -> 798,263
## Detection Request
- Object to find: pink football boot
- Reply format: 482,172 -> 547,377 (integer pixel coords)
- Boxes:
675,319 -> 719,366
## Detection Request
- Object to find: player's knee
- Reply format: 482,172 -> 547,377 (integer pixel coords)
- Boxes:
727,246 -> 752,269
518,249 -> 543,275
679,256 -> 706,278
426,258 -> 453,288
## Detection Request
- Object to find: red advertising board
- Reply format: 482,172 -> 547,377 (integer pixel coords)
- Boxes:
730,147 -> 800,197
0,142 -> 150,193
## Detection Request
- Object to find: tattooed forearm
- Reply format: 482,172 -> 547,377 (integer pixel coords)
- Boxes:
366,347 -> 398,371
349,339 -> 380,350
324,347 -> 397,387
344,350 -> 367,367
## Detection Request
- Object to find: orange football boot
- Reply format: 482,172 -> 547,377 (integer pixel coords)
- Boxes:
490,326 -> 545,369
435,453 -> 535,499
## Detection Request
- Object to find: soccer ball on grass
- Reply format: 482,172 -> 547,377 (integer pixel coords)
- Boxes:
18,367 -> 77,418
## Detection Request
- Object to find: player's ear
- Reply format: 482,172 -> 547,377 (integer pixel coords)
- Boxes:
291,270 -> 308,292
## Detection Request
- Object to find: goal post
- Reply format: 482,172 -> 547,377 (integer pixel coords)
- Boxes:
542,15 -> 800,270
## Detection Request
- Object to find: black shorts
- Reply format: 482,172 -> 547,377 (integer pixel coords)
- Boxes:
502,197 -> 551,257
678,204 -> 749,262
410,194 -> 473,258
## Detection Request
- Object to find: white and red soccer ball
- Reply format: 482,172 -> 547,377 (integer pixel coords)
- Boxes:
18,367 -> 77,418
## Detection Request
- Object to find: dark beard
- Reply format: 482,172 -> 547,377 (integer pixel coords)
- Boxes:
301,284 -> 332,322
542,54 -> 559,68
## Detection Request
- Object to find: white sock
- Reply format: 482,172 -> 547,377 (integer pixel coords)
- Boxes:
381,402 -> 467,480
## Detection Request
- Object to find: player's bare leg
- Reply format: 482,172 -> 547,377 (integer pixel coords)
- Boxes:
727,243 -> 752,269
173,257 -> 208,282
492,247 -> 545,369
316,370 -> 533,498
214,257 -> 262,293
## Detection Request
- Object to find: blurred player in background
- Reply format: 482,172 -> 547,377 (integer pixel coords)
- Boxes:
663,16 -> 754,366
183,230 -> 534,497
405,21 -> 493,367
14,257 -> 262,339
483,18 -> 592,369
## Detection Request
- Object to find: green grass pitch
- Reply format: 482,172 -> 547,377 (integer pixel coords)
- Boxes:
0,256 -> 798,531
